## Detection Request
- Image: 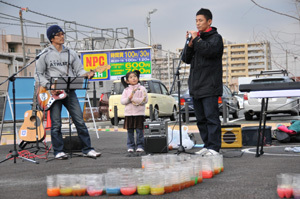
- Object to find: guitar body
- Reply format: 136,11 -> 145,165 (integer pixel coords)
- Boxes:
19,110 -> 45,142
37,86 -> 67,111
36,65 -> 110,110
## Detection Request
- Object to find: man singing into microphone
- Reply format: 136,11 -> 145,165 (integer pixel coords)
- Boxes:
35,25 -> 101,159
182,8 -> 224,156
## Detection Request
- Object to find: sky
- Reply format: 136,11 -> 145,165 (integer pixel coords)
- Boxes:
0,0 -> 300,75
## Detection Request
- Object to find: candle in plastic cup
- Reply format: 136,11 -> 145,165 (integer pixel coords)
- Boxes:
120,187 -> 136,195
114,126 -> 118,131
1,137 -> 7,145
277,174 -> 293,198
57,175 -> 72,196
164,185 -> 173,193
293,175 -> 300,199
202,170 -> 214,179
72,188 -> 86,196
150,187 -> 165,195
47,175 -> 60,197
87,190 -> 103,196
60,187 -> 72,196
137,185 -> 150,195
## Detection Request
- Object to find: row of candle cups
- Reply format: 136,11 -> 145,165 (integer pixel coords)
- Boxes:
46,153 -> 224,197
277,173 -> 300,199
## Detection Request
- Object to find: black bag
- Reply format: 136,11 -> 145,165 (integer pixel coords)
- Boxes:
275,130 -> 290,143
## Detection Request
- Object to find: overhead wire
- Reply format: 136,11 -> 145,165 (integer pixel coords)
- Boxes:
0,0 -> 178,54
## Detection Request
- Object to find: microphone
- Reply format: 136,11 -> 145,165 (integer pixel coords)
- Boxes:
186,33 -> 192,45
35,49 -> 48,59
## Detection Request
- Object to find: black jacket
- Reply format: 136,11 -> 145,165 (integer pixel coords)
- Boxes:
182,27 -> 224,99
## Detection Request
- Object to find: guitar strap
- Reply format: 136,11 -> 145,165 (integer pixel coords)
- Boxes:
67,49 -> 70,76
66,49 -> 75,76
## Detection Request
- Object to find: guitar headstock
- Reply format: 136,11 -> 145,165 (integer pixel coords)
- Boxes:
94,65 -> 111,73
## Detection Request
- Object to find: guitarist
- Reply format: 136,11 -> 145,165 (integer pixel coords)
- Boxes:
34,25 -> 101,160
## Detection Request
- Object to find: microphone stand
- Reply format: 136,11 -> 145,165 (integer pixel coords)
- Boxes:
170,37 -> 193,155
0,51 -> 47,164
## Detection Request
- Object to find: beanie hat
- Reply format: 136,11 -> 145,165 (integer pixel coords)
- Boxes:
196,8 -> 213,20
47,25 -> 64,42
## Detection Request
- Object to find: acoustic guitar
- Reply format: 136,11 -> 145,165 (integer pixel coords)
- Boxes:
19,84 -> 45,142
37,64 -> 111,110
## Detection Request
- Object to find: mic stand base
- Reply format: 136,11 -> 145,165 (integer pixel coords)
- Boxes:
0,150 -> 39,164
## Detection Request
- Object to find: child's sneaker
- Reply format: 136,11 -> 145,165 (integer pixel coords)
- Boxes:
136,148 -> 144,152
127,149 -> 134,153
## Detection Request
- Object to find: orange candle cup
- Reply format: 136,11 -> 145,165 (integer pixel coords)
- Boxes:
47,188 -> 60,197
72,188 -> 86,196
172,183 -> 181,192
197,177 -> 203,184
202,170 -> 214,179
164,185 -> 173,193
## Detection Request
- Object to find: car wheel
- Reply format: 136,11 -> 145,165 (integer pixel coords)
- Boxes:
110,118 -> 119,125
153,106 -> 159,120
244,112 -> 253,120
232,111 -> 238,119
170,106 -> 177,121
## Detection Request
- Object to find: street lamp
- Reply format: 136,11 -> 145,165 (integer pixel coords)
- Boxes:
147,9 -> 157,46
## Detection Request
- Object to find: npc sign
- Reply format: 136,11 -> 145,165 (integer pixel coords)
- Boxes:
80,47 -> 152,81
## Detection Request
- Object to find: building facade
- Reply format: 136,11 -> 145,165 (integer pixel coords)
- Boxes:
223,41 -> 271,92
0,34 -> 44,94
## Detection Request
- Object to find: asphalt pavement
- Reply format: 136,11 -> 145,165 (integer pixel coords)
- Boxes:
0,121 -> 300,199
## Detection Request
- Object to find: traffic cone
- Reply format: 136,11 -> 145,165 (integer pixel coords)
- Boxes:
45,110 -> 51,130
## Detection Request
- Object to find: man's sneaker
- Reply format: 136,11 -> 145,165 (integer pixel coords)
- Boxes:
194,148 -> 208,155
204,149 -> 219,156
127,149 -> 134,153
84,150 -> 101,158
55,152 -> 68,160
136,148 -> 144,152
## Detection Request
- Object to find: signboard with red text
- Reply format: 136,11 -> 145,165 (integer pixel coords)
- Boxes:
80,47 -> 152,81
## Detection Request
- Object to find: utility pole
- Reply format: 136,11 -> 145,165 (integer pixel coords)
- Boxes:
19,8 -> 27,76
286,50 -> 288,72
147,9 -> 157,46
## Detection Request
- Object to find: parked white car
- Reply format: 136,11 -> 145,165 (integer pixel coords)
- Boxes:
235,95 -> 244,109
243,76 -> 300,120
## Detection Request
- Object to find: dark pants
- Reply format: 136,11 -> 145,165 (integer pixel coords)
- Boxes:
50,90 -> 93,156
127,128 -> 144,150
193,96 -> 221,152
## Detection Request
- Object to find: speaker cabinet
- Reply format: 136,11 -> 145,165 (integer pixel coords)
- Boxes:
221,125 -> 242,148
144,136 -> 168,153
242,126 -> 272,146
62,129 -> 83,152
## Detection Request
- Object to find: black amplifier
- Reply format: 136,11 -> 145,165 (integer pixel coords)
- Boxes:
144,120 -> 168,136
144,135 -> 168,153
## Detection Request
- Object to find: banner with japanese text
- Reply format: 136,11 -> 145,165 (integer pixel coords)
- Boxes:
80,47 -> 152,81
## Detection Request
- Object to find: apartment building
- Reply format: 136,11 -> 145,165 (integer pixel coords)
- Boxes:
0,34 -> 45,94
223,41 -> 271,92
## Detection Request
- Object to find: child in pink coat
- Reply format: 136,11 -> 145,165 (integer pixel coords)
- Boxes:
121,70 -> 148,153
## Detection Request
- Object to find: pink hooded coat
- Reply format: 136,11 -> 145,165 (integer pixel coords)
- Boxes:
121,83 -> 148,116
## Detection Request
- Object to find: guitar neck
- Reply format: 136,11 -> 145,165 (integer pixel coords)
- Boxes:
32,84 -> 39,114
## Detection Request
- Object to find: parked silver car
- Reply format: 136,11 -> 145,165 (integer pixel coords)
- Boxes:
243,76 -> 300,120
